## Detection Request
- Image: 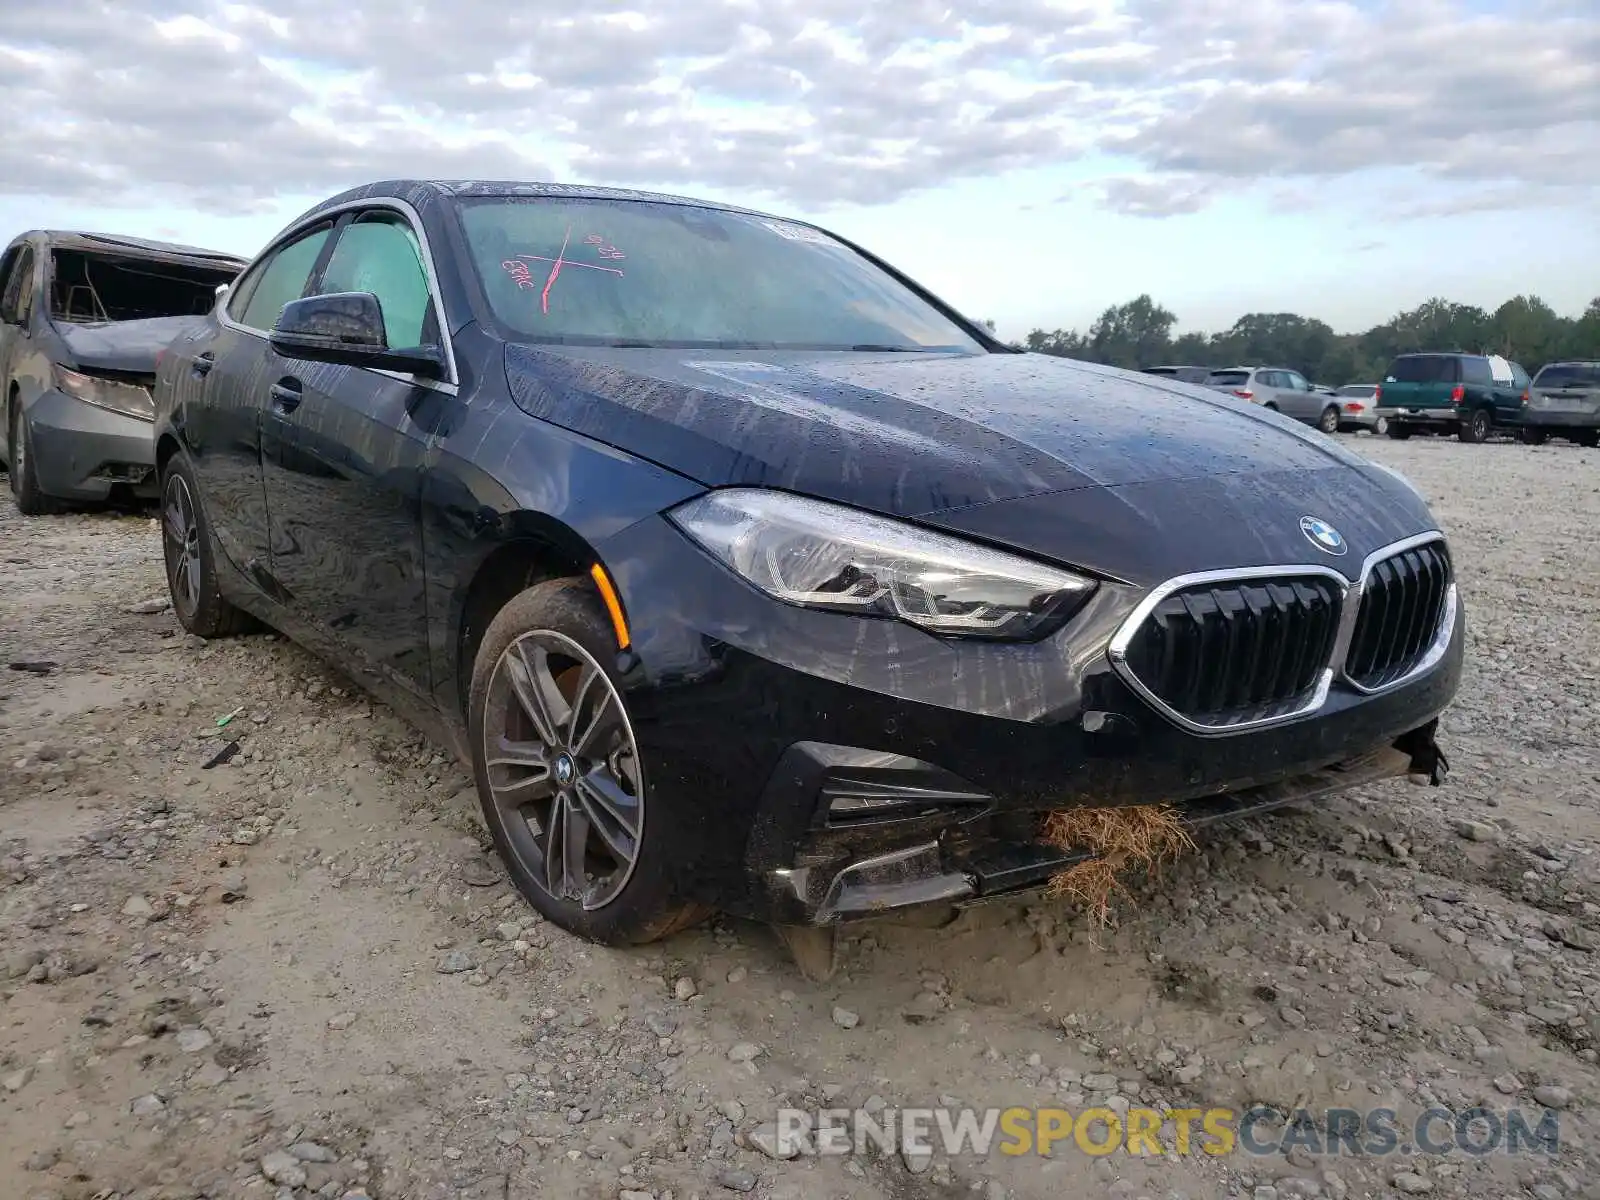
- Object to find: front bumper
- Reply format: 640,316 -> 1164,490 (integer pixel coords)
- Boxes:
600,513 -> 1466,926
27,389 -> 157,501
768,738 -> 1442,923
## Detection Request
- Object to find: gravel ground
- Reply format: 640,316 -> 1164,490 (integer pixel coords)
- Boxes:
3,435 -> 1599,1200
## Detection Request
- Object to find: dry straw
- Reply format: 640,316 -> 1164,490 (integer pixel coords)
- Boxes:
1040,805 -> 1196,926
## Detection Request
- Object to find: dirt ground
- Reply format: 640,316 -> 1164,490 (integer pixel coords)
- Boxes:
4,436 -> 1599,1200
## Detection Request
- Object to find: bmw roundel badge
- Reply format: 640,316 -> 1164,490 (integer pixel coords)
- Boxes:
1299,515 -> 1348,555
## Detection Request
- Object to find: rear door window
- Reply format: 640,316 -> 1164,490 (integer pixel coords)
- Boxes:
234,224 -> 334,331
1461,357 -> 1493,386
1387,355 -> 1459,383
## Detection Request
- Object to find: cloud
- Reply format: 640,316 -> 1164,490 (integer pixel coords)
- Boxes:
1088,175 -> 1214,217
0,0 -> 1595,219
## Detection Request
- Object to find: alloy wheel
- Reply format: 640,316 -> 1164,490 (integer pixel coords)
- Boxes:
1374,416 -> 1388,436
482,630 -> 643,911
162,473 -> 202,618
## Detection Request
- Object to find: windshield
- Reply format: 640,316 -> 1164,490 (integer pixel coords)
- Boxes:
48,250 -> 236,323
456,197 -> 985,353
1533,362 -> 1600,389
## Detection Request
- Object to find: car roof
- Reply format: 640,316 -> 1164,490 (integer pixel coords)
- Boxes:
300,179 -> 787,225
22,229 -> 248,265
1539,360 -> 1600,368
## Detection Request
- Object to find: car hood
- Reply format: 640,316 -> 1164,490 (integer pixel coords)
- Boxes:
55,316 -> 206,373
504,345 -> 1376,519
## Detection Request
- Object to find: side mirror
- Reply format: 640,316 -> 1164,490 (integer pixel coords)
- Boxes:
270,291 -> 446,379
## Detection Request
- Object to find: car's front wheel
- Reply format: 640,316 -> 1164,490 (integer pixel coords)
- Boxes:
160,455 -> 256,637
1317,406 -> 1340,434
9,405 -> 61,515
468,578 -> 710,945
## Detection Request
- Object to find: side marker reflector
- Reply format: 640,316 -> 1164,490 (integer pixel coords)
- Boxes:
589,562 -> 631,650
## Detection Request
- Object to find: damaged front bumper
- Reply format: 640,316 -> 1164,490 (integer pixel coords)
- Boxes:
768,728 -> 1447,925
27,389 -> 157,501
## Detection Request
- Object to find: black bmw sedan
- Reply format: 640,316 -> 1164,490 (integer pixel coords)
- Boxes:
152,180 -> 1461,962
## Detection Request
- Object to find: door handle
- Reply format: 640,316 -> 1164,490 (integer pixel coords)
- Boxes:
191,352 -> 214,378
269,378 -> 303,415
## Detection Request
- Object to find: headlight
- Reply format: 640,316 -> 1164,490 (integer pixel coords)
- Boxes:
668,489 -> 1096,640
54,365 -> 155,421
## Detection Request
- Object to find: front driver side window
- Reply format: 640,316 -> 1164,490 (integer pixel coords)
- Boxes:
318,213 -> 432,349
235,224 -> 333,331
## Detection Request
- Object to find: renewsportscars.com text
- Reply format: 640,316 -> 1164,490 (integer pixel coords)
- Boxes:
770,1104 -> 1561,1160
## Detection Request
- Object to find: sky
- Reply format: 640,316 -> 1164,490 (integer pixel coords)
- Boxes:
1,0 -> 1596,343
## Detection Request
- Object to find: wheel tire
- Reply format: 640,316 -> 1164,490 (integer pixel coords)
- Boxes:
9,405 -> 63,515
468,577 -> 711,946
1373,416 -> 1389,436
159,454 -> 256,637
1387,422 -> 1412,440
1520,428 -> 1549,446
1459,408 -> 1492,444
1574,430 -> 1599,448
1317,406 -> 1340,435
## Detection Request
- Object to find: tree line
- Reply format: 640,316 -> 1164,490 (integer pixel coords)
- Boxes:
1015,294 -> 1600,386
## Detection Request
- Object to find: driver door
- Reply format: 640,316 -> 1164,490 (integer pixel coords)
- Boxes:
259,209 -> 442,699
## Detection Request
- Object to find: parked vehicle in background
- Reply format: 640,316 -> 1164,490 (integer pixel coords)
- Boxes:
1334,384 -> 1386,434
1203,366 -> 1346,433
0,231 -> 246,512
1141,365 -> 1211,384
1374,352 -> 1530,444
1519,361 -> 1600,447
150,178 -> 1460,971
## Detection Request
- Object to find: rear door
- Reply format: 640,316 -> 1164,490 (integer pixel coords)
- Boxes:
1381,354 -> 1460,412
1281,370 -> 1319,421
258,207 -> 444,699
193,221 -> 337,581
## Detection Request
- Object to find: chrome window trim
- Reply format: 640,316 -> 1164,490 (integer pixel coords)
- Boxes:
1106,530 -> 1455,737
217,196 -> 460,397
